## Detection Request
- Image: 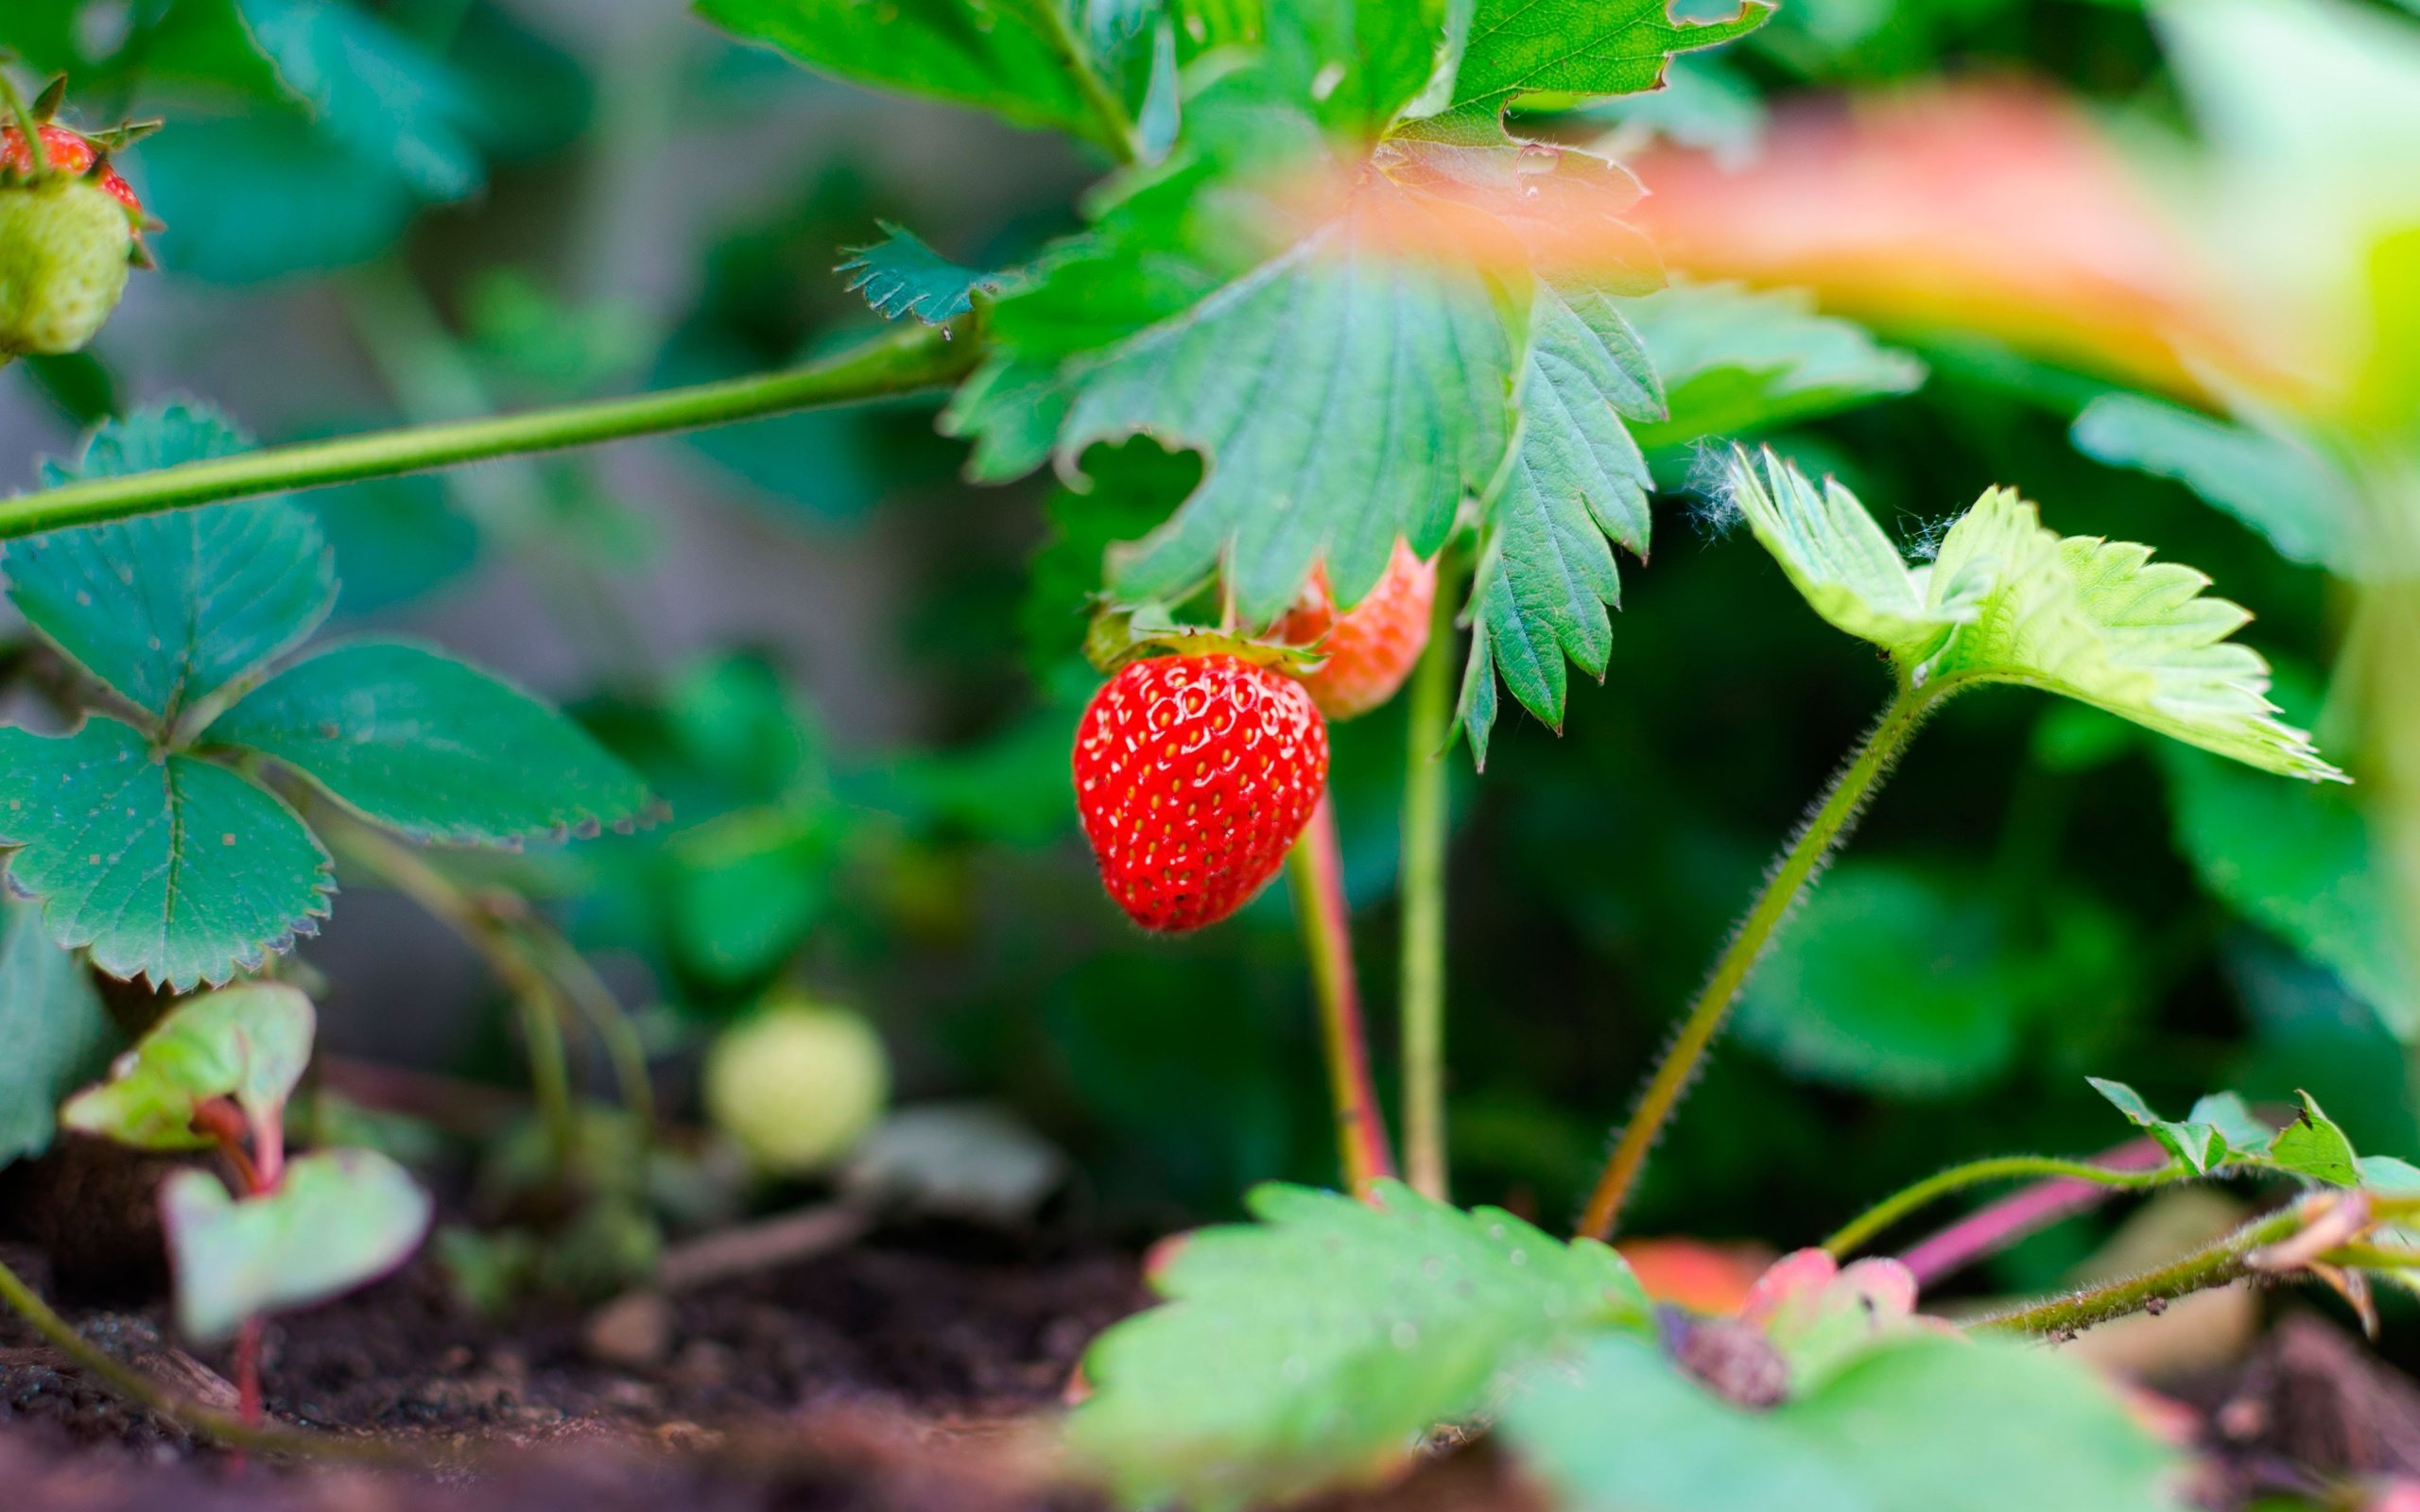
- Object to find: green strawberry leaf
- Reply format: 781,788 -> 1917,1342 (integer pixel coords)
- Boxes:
1459,278 -> 1663,765
2161,744 -> 2417,1038
1626,282 -> 1925,454
1069,1178 -> 1651,1510
61,983 -> 316,1153
1063,217 -> 1514,625
2268,1091 -> 2362,1185
1505,1332 -> 2184,1512
695,0 -> 1120,147
206,639 -> 655,849
0,898 -> 122,1169
2070,394 -> 2369,580
2086,1077 -> 2245,1174
1721,447 -> 1968,662
233,0 -> 486,201
838,222 -> 1006,325
12,404 -> 337,730
1723,448 -> 2343,783
163,1146 -> 431,1343
0,718 -> 333,990
1406,0 -> 1773,143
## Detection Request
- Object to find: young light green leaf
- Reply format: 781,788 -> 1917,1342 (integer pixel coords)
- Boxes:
1505,1332 -> 2185,1512
1720,447 -> 1968,661
1069,1178 -> 1651,1511
2087,1077 -> 2237,1173
1063,220 -> 1513,625
1458,278 -> 1664,762
163,1147 -> 432,1343
2268,1091 -> 2361,1185
695,0 -> 1117,146
207,640 -> 655,849
2162,745 -> 2418,1038
11,404 -> 337,729
0,719 -> 334,991
62,983 -> 316,1153
2070,394 -> 2369,579
0,899 -> 122,1168
1626,283 -> 1925,454
838,222 -> 1006,324
1407,0 -> 1772,142
1923,487 -> 2343,782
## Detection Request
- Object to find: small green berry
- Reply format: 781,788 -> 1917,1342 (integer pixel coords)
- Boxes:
702,994 -> 890,1176
0,177 -> 134,357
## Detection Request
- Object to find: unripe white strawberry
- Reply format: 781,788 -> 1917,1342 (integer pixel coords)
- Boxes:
702,993 -> 890,1175
0,177 -> 133,357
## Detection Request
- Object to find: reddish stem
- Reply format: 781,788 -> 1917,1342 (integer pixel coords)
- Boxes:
1288,797 -> 1398,1196
1897,1136 -> 2169,1287
234,1317 -> 263,1431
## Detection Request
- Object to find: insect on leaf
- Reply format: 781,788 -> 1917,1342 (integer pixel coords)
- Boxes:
0,718 -> 333,991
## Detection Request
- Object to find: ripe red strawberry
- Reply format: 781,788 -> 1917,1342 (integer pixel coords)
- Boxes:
2,123 -> 143,218
1073,654 -> 1329,932
1274,540 -> 1437,721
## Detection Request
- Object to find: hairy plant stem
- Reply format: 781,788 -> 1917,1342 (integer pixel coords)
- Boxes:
1398,558 -> 1462,1201
1824,1153 -> 2193,1259
1973,1203 -> 2310,1338
1288,797 -> 1398,1196
323,820 -> 584,1175
1579,681 -> 1941,1241
0,318 -> 977,538
0,70 -> 47,177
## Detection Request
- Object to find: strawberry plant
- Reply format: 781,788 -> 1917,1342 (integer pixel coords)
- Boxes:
0,0 -> 2413,1507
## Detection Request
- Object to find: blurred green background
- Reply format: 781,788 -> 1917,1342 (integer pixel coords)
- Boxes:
2,0 -> 2414,1307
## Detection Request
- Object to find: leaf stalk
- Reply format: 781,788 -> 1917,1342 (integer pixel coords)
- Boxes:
1824,1153 -> 2192,1260
1579,680 -> 1940,1241
1399,553 -> 1462,1201
1289,796 -> 1398,1196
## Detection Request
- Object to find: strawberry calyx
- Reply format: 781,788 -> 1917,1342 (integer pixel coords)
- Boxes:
1083,600 -> 1327,678
0,75 -> 156,232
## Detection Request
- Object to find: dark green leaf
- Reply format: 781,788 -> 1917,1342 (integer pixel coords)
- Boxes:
1070,1179 -> 1649,1510
60,983 -> 315,1152
13,404 -> 335,727
695,0 -> 1111,145
0,899 -> 122,1168
0,718 -> 333,990
1626,282 -> 1924,454
1460,278 -> 1662,757
2162,745 -> 2416,1038
141,118 -> 421,284
838,222 -> 1005,324
210,640 -> 654,848
163,1146 -> 431,1342
1505,1332 -> 2184,1512
233,0 -> 486,200
2087,1077 -> 2235,1173
304,472 -> 481,616
2071,395 -> 2367,578
1065,218 -> 1512,624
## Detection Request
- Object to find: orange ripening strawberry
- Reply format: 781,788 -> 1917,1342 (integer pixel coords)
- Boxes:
1073,654 -> 1329,932
2,123 -> 143,218
1274,541 -> 1437,721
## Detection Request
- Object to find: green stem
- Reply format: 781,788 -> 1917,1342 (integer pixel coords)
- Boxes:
1398,558 -> 1461,1201
1824,1155 -> 2193,1259
1972,1204 -> 2308,1338
0,319 -> 976,540
1579,682 -> 1941,1241
0,1252 -> 399,1461
1288,796 -> 1398,1196
0,70 -> 47,178
1037,3 -> 1144,164
518,922 -> 657,1134
323,820 -> 582,1174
